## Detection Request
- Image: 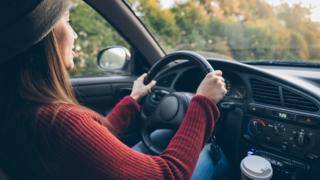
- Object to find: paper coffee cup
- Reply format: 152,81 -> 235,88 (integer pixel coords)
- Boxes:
240,155 -> 273,180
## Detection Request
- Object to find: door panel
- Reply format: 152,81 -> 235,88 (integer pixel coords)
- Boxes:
72,76 -> 137,115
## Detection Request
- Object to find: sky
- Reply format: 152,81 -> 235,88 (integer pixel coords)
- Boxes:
266,0 -> 320,22
160,0 -> 320,22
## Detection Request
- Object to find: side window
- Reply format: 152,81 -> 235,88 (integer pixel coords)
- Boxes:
70,0 -> 131,77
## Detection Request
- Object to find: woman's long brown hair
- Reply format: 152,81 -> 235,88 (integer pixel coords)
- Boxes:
0,30 -> 79,122
0,31 -> 81,179
20,31 -> 77,105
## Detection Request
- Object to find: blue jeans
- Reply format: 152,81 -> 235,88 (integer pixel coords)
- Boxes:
133,129 -> 233,180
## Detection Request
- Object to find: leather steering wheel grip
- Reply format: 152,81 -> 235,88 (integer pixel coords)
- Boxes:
144,51 -> 214,85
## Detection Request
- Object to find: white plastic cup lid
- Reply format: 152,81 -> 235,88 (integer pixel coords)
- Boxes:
240,155 -> 273,180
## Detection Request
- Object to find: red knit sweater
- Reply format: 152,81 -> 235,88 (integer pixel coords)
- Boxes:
19,95 -> 219,179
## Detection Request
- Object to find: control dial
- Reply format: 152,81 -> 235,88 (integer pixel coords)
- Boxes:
294,131 -> 310,147
273,123 -> 286,136
248,119 -> 265,136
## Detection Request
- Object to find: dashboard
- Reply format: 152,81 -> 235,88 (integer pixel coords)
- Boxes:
152,59 -> 320,180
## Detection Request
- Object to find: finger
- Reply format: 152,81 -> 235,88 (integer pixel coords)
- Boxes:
218,81 -> 224,87
146,80 -> 156,89
220,82 -> 226,89
213,70 -> 223,76
138,73 -> 147,80
217,76 -> 225,82
212,76 -> 219,83
208,71 -> 223,79
223,88 -> 228,95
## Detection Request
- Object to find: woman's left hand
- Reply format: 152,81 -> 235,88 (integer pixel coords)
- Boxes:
130,73 -> 156,102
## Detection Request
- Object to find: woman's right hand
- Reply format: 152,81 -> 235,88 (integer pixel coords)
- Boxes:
196,70 -> 227,103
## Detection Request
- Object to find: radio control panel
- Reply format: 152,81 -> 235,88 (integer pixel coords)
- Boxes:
244,104 -> 320,160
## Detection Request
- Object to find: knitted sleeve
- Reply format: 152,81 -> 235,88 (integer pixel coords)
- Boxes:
101,96 -> 140,136
38,95 -> 220,180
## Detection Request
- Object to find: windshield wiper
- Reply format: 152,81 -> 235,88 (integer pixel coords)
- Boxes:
243,60 -> 320,68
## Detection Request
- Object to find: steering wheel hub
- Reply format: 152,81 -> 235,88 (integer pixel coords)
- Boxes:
159,96 -> 179,121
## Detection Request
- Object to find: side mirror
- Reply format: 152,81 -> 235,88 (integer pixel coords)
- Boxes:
97,46 -> 131,70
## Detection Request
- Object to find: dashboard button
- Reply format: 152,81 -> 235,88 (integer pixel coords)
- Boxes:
276,161 -> 284,167
248,104 -> 257,112
281,144 -> 288,152
294,131 -> 310,147
265,136 -> 271,141
292,144 -> 297,148
273,123 -> 286,136
272,111 -> 295,121
248,105 -> 264,114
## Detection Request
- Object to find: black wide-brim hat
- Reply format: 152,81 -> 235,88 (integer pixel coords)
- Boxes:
0,0 -> 70,63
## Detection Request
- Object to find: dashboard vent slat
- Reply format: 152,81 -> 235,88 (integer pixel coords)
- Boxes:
251,88 -> 279,94
250,79 -> 281,106
283,89 -> 319,112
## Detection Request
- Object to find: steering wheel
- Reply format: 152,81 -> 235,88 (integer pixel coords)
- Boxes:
140,51 -> 214,155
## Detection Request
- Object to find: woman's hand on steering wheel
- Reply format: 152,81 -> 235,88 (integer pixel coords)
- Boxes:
196,70 -> 227,104
130,73 -> 157,102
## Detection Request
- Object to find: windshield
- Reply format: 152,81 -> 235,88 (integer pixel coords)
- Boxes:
127,0 -> 320,63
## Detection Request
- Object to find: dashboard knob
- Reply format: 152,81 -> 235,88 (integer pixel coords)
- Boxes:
248,119 -> 264,136
273,123 -> 285,136
295,131 -> 310,147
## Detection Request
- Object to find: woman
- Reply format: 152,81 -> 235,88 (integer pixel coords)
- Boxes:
0,0 -> 228,179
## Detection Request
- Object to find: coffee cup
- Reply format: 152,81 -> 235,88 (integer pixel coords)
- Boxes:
240,155 -> 273,180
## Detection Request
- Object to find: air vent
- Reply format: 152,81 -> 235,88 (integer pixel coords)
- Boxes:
282,89 -> 319,112
251,79 -> 281,106
157,74 -> 176,87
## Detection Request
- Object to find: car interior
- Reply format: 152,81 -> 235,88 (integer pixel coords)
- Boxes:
1,0 -> 320,179
73,1 -> 320,179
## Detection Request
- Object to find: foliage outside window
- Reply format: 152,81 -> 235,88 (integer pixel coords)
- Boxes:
69,0 -> 130,77
128,0 -> 320,62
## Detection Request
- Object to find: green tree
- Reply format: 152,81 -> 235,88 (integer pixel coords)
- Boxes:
70,0 -> 129,77
129,0 -> 181,50
69,0 -> 320,74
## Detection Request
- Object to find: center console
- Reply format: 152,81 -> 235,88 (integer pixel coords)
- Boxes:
242,103 -> 320,179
